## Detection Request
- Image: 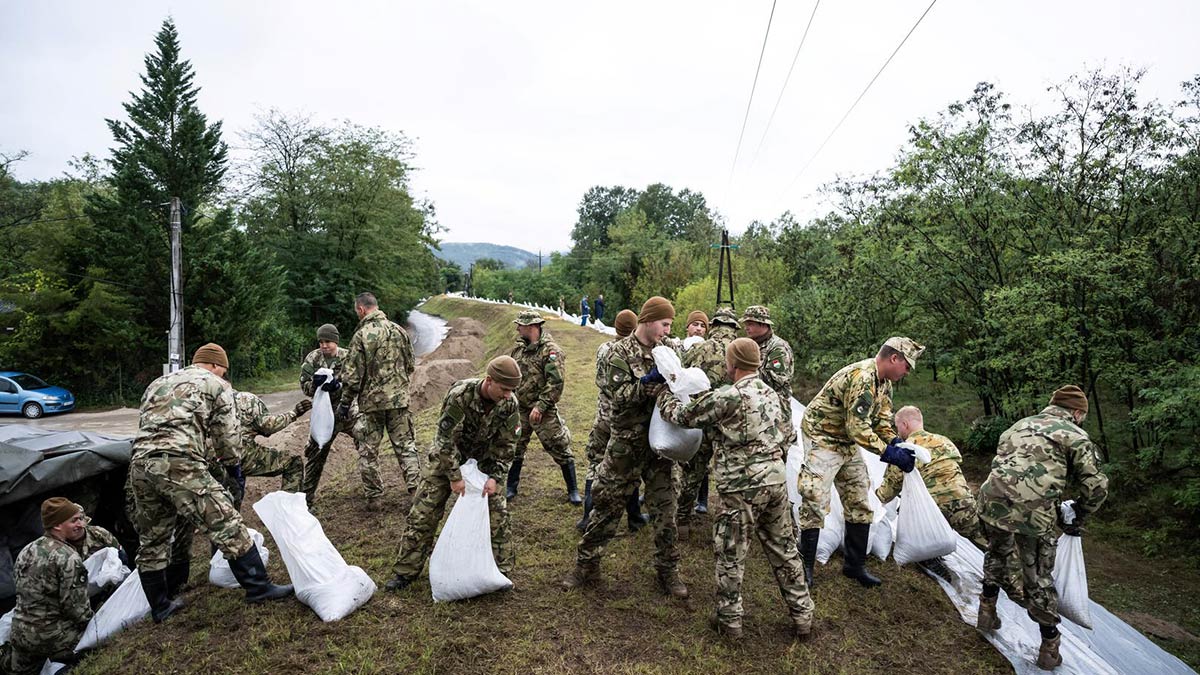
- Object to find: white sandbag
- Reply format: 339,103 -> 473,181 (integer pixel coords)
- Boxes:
75,569 -> 151,650
253,491 -> 376,622
83,547 -> 129,597
429,460 -> 513,602
0,608 -> 11,645
816,485 -> 844,564
651,346 -> 710,397
1053,501 -> 1093,629
892,467 -> 958,564
309,367 -> 335,448
649,406 -> 703,462
209,528 -> 269,589
786,399 -> 809,531
870,500 -> 898,560
681,335 -> 704,350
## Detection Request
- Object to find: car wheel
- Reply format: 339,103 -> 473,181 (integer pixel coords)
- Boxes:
22,402 -> 43,419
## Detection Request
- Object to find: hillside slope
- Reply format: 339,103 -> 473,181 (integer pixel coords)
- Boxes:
432,242 -> 537,270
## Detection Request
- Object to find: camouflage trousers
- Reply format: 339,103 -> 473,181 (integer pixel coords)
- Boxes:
578,428 -> 679,572
583,398 -> 613,481
302,415 -> 362,506
128,455 -> 254,572
713,483 -> 813,629
676,432 -> 714,524
798,443 -> 874,529
942,496 -> 986,548
981,521 -> 1059,627
391,475 -> 513,578
359,407 -> 422,498
1,636 -> 81,675
514,404 -> 572,467
212,442 -> 303,511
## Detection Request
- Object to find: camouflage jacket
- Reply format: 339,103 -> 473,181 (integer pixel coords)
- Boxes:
802,358 -> 896,455
876,430 -> 972,505
429,378 -> 522,484
300,346 -> 350,408
510,330 -> 565,412
9,535 -> 93,653
342,309 -> 415,412
978,405 -> 1109,536
594,339 -> 619,409
601,335 -> 680,437
73,525 -> 120,559
232,390 -> 297,448
683,324 -> 738,389
132,365 -> 240,465
754,332 -> 795,403
660,374 -> 787,493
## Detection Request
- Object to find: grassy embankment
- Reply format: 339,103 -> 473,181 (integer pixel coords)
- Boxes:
71,296 -> 1194,673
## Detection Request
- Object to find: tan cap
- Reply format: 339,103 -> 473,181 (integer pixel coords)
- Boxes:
741,305 -> 772,326
686,310 -> 709,330
726,337 -> 762,371
41,497 -> 81,530
1050,385 -> 1088,414
638,296 -> 675,323
883,336 -> 925,369
614,309 -> 637,337
513,310 -> 546,326
192,343 -> 229,369
486,355 -> 522,388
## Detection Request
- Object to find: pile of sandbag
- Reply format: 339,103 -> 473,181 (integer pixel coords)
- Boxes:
648,346 -> 710,462
429,459 -> 513,602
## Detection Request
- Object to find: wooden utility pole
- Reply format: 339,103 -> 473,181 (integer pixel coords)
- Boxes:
712,229 -> 739,309
167,197 -> 184,373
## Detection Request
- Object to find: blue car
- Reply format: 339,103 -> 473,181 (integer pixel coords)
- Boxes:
0,371 -> 76,419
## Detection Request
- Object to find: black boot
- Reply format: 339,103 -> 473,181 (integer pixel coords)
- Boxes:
506,457 -> 523,500
918,556 -> 954,583
228,547 -> 294,603
842,523 -> 882,588
576,479 -> 594,532
164,560 -> 190,599
799,528 -> 820,589
626,487 -> 649,531
562,460 -> 582,505
695,475 -> 709,514
139,569 -> 185,623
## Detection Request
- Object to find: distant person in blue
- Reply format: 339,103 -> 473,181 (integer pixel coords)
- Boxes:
594,294 -> 605,323
580,295 -> 590,326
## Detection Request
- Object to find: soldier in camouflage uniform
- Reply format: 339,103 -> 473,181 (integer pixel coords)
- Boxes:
676,307 -> 740,532
299,323 -> 362,509
578,309 -> 647,533
506,310 -> 580,504
339,292 -> 421,508
383,356 -> 523,590
741,306 -> 796,445
212,391 -> 312,510
562,296 -> 688,599
0,499 -> 92,674
660,338 -> 814,640
975,385 -> 1108,670
128,343 -> 292,623
798,336 -> 925,589
875,406 -> 983,547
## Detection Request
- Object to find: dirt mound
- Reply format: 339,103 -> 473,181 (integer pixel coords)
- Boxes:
420,334 -> 484,364
446,317 -> 485,337
409,358 -> 476,410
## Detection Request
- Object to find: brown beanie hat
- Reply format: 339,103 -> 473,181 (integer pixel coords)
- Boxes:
41,497 -> 81,531
486,355 -> 522,388
686,311 -> 709,330
638,296 -> 675,323
614,309 -> 638,337
316,324 -> 340,342
1050,385 -> 1088,413
726,337 -> 762,371
192,343 -> 229,369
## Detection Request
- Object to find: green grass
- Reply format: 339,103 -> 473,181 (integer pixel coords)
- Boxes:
237,366 -> 302,395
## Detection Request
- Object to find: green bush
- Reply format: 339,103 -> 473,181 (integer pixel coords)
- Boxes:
964,415 -> 1012,456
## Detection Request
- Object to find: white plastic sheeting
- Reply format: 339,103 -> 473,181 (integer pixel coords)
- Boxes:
429,460 -> 513,602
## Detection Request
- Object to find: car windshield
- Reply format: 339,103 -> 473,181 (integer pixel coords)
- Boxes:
12,374 -> 50,390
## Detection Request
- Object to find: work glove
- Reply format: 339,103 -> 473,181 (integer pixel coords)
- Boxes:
226,464 -> 246,494
293,399 -> 313,417
879,438 -> 916,473
639,367 -> 666,386
321,377 -> 341,393
1058,502 -> 1086,536
312,373 -> 328,389
336,402 -> 352,421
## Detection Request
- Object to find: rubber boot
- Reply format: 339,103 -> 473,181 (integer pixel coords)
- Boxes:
799,528 -> 820,589
139,569 -> 185,623
1037,629 -> 1062,670
562,460 -> 582,505
694,475 -> 709,514
164,560 -> 190,599
560,562 -> 600,590
506,457 -> 523,500
575,479 -> 594,532
842,522 -> 882,588
976,590 -> 1002,630
626,487 -> 649,532
228,546 -> 294,603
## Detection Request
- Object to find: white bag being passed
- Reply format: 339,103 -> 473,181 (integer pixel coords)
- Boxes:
309,366 -> 335,448
1053,501 -> 1093,629
254,491 -> 376,622
75,569 -> 151,650
83,547 -> 129,597
209,528 -> 269,588
648,346 -> 710,462
892,443 -> 957,564
429,459 -> 513,602
816,484 -> 845,564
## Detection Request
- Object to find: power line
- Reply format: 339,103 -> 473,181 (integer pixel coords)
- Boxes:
726,0 -> 779,193
749,0 -> 822,168
778,0 -> 938,198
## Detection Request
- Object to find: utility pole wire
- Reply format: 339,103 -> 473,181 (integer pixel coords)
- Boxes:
750,0 -> 822,168
726,0 -> 779,195
779,0 -> 937,198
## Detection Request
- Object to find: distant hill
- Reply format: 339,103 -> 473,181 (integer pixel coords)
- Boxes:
432,242 -> 539,270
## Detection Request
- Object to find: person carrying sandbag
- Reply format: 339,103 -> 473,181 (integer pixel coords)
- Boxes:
975,385 -> 1109,671
383,356 -> 524,592
658,338 -> 814,641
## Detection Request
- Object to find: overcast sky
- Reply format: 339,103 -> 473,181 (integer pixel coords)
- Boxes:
2,1 -> 1196,253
